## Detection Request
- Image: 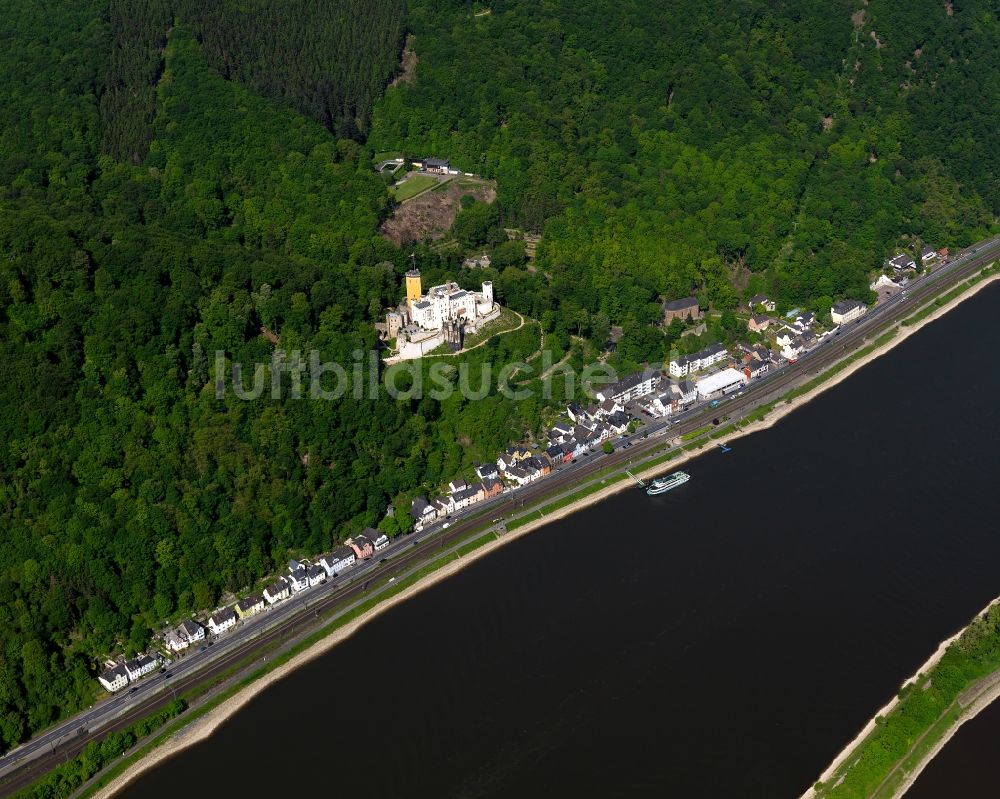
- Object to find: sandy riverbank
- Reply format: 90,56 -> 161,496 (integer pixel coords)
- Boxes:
95,271 -> 999,799
797,270 -> 1000,799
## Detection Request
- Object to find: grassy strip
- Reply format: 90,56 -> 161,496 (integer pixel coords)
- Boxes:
391,174 -> 439,201
682,425 -> 713,442
814,603 -> 1000,799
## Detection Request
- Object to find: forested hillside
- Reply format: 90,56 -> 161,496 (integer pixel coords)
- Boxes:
1,0 -> 997,753
371,0 -> 997,345
0,1 -> 470,750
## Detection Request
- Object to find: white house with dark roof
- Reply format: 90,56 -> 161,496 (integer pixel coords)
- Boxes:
475,463 -> 498,480
166,619 -> 205,652
364,527 -> 389,551
670,344 -> 728,377
322,546 -> 356,577
411,495 -> 436,530
286,563 -> 309,592
886,253 -> 916,272
99,664 -> 130,693
208,607 -> 237,636
830,299 -> 867,325
920,245 -> 938,264
749,293 -> 776,312
124,654 -> 159,681
594,369 -> 659,404
307,564 -> 326,587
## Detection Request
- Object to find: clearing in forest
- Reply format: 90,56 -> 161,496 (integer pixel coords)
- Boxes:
382,176 -> 497,246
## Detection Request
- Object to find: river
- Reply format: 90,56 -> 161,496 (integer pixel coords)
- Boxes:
119,283 -> 1000,798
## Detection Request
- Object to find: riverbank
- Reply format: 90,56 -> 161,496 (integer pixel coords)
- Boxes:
91,269 -> 1000,799
798,269 -> 1000,799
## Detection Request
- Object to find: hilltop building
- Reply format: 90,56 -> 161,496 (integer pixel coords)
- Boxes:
380,269 -> 500,360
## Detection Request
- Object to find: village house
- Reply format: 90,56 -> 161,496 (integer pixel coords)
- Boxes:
749,293 -> 777,312
567,439 -> 589,458
286,562 -> 309,592
607,410 -> 631,433
208,607 -> 237,636
475,462 -> 499,480
421,157 -> 450,174
432,496 -> 454,518
748,315 -> 772,333
306,564 -> 326,587
448,478 -> 468,494
263,579 -> 291,605
669,343 -> 728,377
526,456 -> 551,477
547,418 -> 574,442
235,594 -> 265,620
546,443 -> 565,462
468,482 -> 488,504
831,299 -> 867,325
744,360 -> 769,380
662,296 -> 701,324
99,663 -> 130,693
886,253 -> 916,272
775,329 -> 796,348
411,496 -> 437,529
594,369 -> 660,404
505,465 -> 532,486
124,654 -> 159,681
349,535 -> 374,561
792,312 -> 815,333
364,527 -> 390,552
482,476 -> 504,498
451,487 -> 474,511
321,546 -> 356,577
781,337 -> 805,361
597,397 -> 623,417
166,619 -> 206,652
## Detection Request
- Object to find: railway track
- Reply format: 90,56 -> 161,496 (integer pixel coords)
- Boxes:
1,241 -> 997,798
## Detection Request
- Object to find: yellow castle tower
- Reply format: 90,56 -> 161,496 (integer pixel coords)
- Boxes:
405,269 -> 422,309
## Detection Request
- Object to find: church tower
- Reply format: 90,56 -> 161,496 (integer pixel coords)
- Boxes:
405,269 -> 422,309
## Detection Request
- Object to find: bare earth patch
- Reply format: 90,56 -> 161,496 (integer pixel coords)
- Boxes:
389,34 -> 417,88
381,179 -> 497,247
870,29 -> 884,48
822,114 -> 834,131
851,8 -> 866,28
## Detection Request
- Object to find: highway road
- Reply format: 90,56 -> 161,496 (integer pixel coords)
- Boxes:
2,235 -> 999,797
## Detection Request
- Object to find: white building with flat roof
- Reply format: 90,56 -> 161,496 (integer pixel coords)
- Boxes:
695,368 -> 748,400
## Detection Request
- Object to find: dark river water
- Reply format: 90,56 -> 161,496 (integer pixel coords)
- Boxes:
120,283 -> 1000,799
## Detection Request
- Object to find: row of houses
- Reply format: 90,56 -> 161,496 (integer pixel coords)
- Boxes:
107,528 -> 396,689
98,653 -> 161,693
408,393 -> 639,531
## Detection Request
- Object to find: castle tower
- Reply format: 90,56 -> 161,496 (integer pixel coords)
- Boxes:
481,281 -> 494,307
405,269 -> 422,309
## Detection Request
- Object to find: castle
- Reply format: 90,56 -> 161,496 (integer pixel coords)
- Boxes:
379,269 -> 500,361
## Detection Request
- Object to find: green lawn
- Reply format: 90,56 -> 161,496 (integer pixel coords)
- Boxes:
391,174 -> 440,201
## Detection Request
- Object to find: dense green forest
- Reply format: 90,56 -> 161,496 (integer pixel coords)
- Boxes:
372,0 -> 997,351
0,0 -> 996,753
